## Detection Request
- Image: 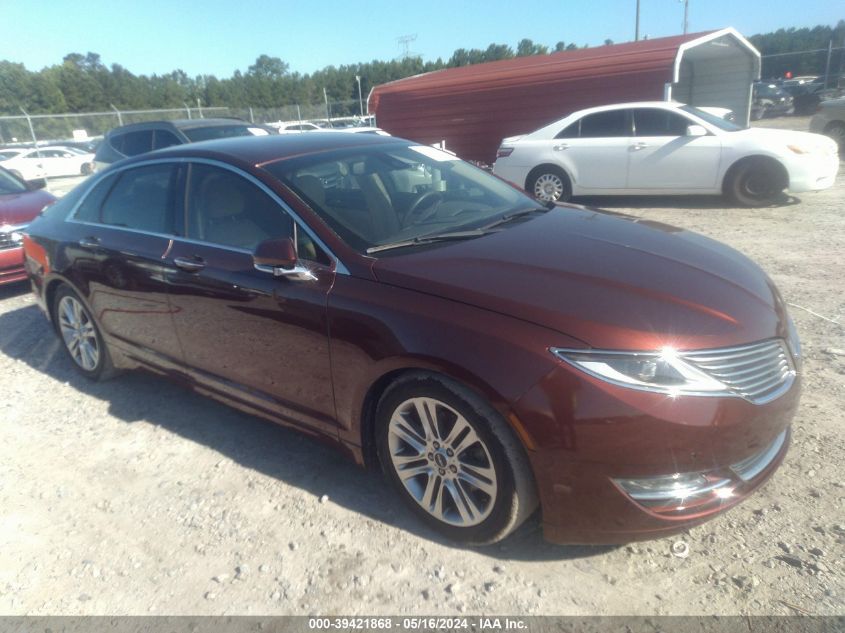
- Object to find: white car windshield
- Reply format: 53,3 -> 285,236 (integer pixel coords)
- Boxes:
681,105 -> 745,132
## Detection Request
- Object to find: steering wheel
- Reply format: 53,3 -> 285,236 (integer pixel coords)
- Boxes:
403,191 -> 444,227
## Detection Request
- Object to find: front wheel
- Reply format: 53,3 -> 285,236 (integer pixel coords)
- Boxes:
527,166 -> 571,203
726,160 -> 787,207
376,373 -> 537,545
81,162 -> 93,175
53,285 -> 116,381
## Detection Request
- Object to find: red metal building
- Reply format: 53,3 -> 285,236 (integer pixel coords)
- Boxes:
370,28 -> 760,164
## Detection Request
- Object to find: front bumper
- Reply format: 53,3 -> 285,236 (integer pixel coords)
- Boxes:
513,362 -> 800,544
788,151 -> 839,192
0,246 -> 26,285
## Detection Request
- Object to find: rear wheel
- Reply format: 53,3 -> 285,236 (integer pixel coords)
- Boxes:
376,373 -> 537,545
726,159 -> 787,207
80,162 -> 93,175
527,166 -> 571,203
53,285 -> 116,381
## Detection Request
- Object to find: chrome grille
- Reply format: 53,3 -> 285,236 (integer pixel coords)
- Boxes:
0,231 -> 18,251
682,339 -> 794,404
0,224 -> 25,251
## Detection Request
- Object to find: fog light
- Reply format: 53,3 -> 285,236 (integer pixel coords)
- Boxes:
614,472 -> 731,502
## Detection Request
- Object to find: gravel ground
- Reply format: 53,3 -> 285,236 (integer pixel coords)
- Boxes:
1,118 -> 842,617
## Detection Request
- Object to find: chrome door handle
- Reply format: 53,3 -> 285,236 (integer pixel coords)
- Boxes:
173,256 -> 205,272
553,143 -> 569,151
631,143 -> 649,150
78,237 -> 100,249
255,261 -> 317,282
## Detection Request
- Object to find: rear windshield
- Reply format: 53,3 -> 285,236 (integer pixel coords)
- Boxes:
182,125 -> 264,142
0,168 -> 27,194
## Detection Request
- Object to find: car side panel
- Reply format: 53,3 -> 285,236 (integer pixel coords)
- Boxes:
326,274 -> 585,451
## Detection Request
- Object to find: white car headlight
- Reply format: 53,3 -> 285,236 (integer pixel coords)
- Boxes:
550,346 -> 730,396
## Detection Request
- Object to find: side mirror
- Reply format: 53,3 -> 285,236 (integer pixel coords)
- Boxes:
686,125 -> 708,137
253,237 -> 316,282
27,178 -> 47,190
254,237 -> 297,269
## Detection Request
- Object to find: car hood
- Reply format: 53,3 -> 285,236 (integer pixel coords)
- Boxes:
733,127 -> 836,149
372,207 -> 787,350
0,189 -> 56,226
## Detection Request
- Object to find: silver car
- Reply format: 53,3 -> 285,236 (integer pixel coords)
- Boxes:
810,97 -> 845,150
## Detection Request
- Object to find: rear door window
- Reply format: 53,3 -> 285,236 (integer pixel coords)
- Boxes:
98,164 -> 178,234
578,110 -> 630,138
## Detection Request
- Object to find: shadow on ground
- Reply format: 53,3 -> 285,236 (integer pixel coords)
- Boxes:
0,293 -> 615,561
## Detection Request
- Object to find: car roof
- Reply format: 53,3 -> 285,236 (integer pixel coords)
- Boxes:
140,130 -> 408,167
106,118 -> 256,135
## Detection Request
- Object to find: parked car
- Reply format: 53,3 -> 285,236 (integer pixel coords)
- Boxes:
810,97 -> 845,150
273,122 -> 324,134
782,82 -> 827,116
0,167 -> 55,284
493,101 -> 838,207
0,146 -> 95,181
24,133 -> 800,545
93,118 -> 274,170
751,82 -> 794,120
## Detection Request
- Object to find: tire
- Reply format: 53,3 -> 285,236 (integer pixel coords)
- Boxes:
726,159 -> 787,207
80,162 -> 93,176
824,122 -> 845,152
526,166 -> 571,203
52,285 -> 117,381
375,373 -> 537,545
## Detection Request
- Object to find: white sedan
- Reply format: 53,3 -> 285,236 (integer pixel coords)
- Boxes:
0,145 -> 95,181
493,101 -> 839,207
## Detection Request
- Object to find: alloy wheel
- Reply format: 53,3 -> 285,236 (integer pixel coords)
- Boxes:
57,295 -> 100,371
533,173 -> 564,201
387,397 -> 498,527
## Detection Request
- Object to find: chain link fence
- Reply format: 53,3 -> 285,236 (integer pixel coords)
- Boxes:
0,98 -> 368,147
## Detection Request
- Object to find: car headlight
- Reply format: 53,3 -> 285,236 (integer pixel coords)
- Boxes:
550,346 -> 729,396
1,224 -> 27,247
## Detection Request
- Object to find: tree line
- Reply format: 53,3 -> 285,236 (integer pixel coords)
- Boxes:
0,21 -> 842,118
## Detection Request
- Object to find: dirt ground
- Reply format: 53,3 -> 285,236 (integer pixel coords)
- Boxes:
0,117 -> 842,617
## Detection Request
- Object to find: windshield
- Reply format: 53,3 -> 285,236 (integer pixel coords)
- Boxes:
0,168 -> 28,194
263,143 -> 539,253
680,105 -> 745,132
0,150 -> 22,160
182,124 -> 267,142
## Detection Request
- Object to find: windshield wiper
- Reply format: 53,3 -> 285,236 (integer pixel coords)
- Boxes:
480,205 -> 551,231
366,229 -> 490,254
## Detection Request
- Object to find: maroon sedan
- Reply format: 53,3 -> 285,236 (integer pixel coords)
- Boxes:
0,167 -> 55,285
23,134 -> 800,545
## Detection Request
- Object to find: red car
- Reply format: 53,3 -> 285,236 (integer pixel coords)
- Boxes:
0,167 -> 55,285
22,134 -> 800,545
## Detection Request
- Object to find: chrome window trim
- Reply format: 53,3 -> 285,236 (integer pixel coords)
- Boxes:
64,156 -> 349,275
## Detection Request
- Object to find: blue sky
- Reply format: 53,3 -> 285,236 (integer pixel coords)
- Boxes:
2,0 -> 841,77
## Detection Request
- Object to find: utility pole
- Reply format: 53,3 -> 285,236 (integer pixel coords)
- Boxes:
682,0 -> 689,35
824,39 -> 833,88
635,0 -> 640,41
